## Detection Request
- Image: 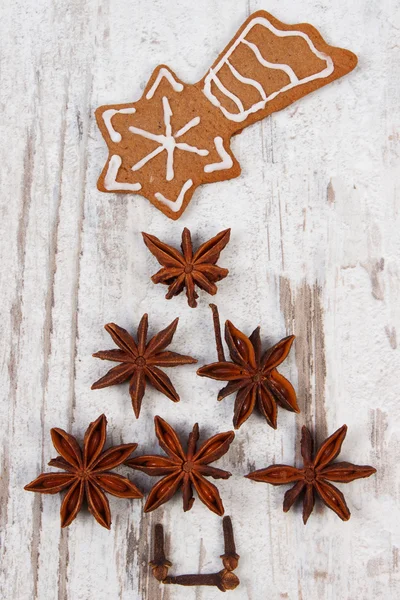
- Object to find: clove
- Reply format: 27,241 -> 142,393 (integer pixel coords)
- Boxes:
149,524 -> 172,581
164,569 -> 240,592
150,515 -> 239,591
221,516 -> 240,571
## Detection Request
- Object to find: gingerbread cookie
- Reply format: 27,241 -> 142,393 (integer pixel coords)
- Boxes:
96,11 -> 357,219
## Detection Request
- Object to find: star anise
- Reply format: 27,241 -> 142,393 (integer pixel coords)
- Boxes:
246,425 -> 376,523
92,314 -> 197,417
125,415 -> 234,516
24,414 -> 142,529
197,305 -> 298,429
142,228 -> 231,308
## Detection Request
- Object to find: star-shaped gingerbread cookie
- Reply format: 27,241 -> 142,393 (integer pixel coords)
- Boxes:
96,67 -> 240,220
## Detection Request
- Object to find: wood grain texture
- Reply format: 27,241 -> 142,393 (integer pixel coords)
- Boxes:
1,1 -> 399,598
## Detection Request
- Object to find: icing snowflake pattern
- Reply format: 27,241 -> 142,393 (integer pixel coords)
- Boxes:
129,97 -> 209,181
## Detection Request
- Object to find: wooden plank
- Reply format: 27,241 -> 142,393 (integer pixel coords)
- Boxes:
0,1 -> 399,598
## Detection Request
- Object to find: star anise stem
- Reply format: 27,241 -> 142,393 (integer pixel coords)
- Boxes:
210,303 -> 225,361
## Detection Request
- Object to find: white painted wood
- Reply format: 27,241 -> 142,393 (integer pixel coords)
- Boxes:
1,1 -> 399,598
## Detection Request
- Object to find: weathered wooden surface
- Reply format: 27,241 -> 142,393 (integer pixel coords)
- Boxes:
1,1 -> 399,598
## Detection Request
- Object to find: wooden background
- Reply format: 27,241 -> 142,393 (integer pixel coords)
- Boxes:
1,1 -> 399,598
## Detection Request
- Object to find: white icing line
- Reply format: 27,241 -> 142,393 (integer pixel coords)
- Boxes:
102,108 -> 136,143
129,125 -> 164,143
163,97 -> 173,137
154,179 -> 193,213
203,15 -> 334,123
241,39 -> 298,84
204,137 -> 233,173
226,59 -> 266,101
162,97 -> 175,180
165,140 -> 174,181
175,142 -> 209,156
175,116 -> 200,138
104,155 -> 142,191
131,146 -> 164,172
209,72 -> 244,113
146,67 -> 184,100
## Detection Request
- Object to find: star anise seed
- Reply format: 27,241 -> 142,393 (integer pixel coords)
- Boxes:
197,305 -> 298,429
125,415 -> 234,516
142,228 -> 231,308
92,314 -> 197,418
24,414 -> 142,529
246,424 -> 376,523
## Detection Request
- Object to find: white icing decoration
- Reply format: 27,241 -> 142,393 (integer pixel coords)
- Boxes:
146,67 -> 184,100
210,73 -> 245,113
130,145 -> 165,173
175,116 -> 200,137
241,39 -> 298,84
129,96 -> 208,182
203,15 -> 334,122
204,137 -> 233,173
104,155 -> 142,191
102,108 -> 136,143
226,59 -> 266,101
154,179 -> 193,213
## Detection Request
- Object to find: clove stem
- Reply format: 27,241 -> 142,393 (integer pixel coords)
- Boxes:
164,569 -> 239,592
164,573 -> 221,588
210,303 -> 225,361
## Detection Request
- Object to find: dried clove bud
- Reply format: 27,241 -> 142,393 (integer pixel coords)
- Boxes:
220,516 -> 240,571
149,524 -> 172,581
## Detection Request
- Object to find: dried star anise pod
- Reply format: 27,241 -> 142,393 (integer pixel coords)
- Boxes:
125,415 -> 234,516
92,314 -> 197,418
24,414 -> 142,529
246,424 -> 376,523
142,228 -> 231,308
197,305 -> 298,429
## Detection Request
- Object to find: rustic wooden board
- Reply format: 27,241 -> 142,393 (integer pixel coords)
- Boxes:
1,1 -> 399,598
